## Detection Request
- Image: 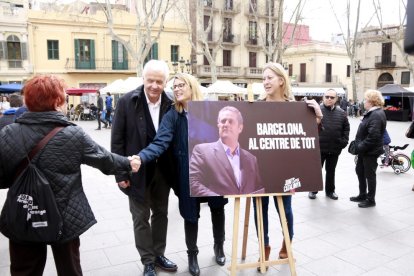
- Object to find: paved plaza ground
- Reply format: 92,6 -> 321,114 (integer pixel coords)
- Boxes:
1,116 -> 414,276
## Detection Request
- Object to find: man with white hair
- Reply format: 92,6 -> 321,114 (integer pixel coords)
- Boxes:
111,60 -> 177,276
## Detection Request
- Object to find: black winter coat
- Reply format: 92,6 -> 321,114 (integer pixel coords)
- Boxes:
111,85 -> 176,202
355,108 -> 387,156
0,111 -> 132,243
319,104 -> 350,154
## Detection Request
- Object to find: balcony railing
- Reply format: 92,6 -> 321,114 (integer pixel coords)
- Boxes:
245,37 -> 262,48
244,3 -> 278,18
222,34 -> 239,44
375,55 -> 396,68
245,67 -> 263,78
8,59 -> 23,68
197,65 -> 241,77
65,58 -> 137,71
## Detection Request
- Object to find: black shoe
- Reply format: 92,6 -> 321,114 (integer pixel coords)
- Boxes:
95,128 -> 101,130
143,263 -> 156,276
326,192 -> 338,200
155,255 -> 177,272
350,195 -> 366,202
214,243 -> 226,266
188,251 -> 200,276
308,192 -> 316,199
358,199 -> 376,208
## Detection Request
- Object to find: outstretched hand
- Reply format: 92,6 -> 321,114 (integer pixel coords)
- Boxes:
305,99 -> 323,118
128,155 -> 141,173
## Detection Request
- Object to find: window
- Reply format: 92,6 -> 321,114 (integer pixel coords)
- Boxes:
288,64 -> 293,77
203,49 -> 212,65
381,42 -> 392,64
248,21 -> 257,43
325,63 -> 332,82
7,35 -> 25,68
47,40 -> 59,60
300,63 -> 306,82
204,16 -> 213,41
74,39 -> 95,69
171,45 -> 179,62
112,40 -> 128,70
223,18 -> 233,42
401,71 -> 410,85
249,0 -> 257,13
224,0 -> 233,10
266,0 -> 274,16
347,65 -> 351,77
249,52 -> 256,67
266,23 -> 275,45
144,43 -> 158,64
223,50 -> 231,66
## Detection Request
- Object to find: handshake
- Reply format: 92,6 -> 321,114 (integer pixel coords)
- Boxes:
128,155 -> 141,173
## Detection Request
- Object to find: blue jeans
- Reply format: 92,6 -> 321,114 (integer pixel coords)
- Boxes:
253,196 -> 294,246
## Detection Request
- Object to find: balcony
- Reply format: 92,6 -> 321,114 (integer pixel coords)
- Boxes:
65,58 -> 137,72
375,55 -> 396,68
197,65 -> 241,77
223,2 -> 240,14
244,3 -> 278,19
222,34 -> 239,45
245,67 -> 263,78
245,37 -> 262,48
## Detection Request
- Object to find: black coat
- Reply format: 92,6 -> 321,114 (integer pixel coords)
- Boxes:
111,85 -> 176,202
0,112 -> 131,242
355,108 -> 387,156
319,104 -> 350,154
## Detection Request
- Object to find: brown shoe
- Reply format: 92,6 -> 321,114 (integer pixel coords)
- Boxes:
279,240 -> 288,259
257,245 -> 271,271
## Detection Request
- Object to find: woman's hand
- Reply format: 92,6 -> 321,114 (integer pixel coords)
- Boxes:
305,99 -> 323,123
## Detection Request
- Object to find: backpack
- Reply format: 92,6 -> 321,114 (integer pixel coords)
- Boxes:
0,127 -> 64,243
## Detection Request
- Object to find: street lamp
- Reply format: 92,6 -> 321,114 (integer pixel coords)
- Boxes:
179,57 -> 185,72
172,60 -> 178,73
185,59 -> 191,73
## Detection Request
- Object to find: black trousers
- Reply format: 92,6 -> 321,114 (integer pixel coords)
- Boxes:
356,155 -> 378,201
9,237 -> 82,276
184,206 -> 225,253
97,110 -> 102,128
319,152 -> 340,195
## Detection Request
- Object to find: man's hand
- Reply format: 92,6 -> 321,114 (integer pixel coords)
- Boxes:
128,155 -> 141,172
118,180 -> 130,189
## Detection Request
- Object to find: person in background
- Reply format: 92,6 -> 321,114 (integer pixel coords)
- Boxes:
96,90 -> 104,130
382,129 -> 391,166
350,89 -> 386,208
252,62 -> 323,269
309,89 -> 350,200
0,74 -> 139,276
0,94 -> 23,130
111,60 -> 177,276
104,92 -> 113,128
340,97 -> 348,112
0,95 -> 10,114
137,73 -> 228,276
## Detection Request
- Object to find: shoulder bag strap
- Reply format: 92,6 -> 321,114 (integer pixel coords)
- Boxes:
14,126 -> 64,180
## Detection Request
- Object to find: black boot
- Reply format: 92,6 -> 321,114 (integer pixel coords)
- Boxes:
211,207 -> 226,266
188,250 -> 200,276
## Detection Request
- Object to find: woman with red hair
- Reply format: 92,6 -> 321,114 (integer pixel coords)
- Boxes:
0,75 -> 140,275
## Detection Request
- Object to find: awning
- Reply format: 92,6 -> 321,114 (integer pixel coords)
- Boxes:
0,83 -> 23,93
292,87 -> 346,97
66,88 -> 98,96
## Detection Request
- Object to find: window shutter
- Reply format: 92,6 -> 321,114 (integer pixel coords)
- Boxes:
21,42 -> 27,60
152,43 -> 158,59
90,40 -> 95,69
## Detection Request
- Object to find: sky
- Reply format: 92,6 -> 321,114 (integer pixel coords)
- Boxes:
287,0 -> 407,42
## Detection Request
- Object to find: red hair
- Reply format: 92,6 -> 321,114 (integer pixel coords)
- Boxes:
23,75 -> 67,112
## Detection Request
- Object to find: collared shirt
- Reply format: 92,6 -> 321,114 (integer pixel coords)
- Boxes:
144,92 -> 161,131
219,139 -> 241,188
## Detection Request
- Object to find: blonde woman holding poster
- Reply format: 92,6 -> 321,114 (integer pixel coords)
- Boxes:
253,62 -> 323,268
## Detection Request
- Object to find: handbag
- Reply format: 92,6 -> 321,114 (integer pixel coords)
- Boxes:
348,140 -> 358,155
406,121 -> 414,138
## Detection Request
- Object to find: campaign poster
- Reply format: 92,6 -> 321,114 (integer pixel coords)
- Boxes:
188,101 -> 323,196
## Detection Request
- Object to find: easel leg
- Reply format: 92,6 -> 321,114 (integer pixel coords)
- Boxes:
230,197 -> 241,276
241,197 -> 251,260
256,197 -> 266,273
276,196 -> 297,276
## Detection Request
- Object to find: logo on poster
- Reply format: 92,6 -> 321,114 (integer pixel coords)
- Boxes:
283,177 -> 302,192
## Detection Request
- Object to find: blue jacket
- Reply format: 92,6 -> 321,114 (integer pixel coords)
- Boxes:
139,107 -> 227,223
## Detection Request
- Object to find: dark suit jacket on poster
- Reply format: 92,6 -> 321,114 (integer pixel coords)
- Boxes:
189,140 -> 264,196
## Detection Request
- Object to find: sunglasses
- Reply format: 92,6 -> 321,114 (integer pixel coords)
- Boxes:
324,96 -> 336,100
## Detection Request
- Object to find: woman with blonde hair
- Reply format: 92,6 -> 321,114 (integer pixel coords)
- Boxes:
253,62 -> 323,267
350,89 -> 386,208
136,73 -> 228,276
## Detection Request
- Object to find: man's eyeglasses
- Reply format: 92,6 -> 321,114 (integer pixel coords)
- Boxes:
324,96 -> 336,100
172,83 -> 186,90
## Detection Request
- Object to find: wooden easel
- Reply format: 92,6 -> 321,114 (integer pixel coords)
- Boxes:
227,194 -> 296,276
